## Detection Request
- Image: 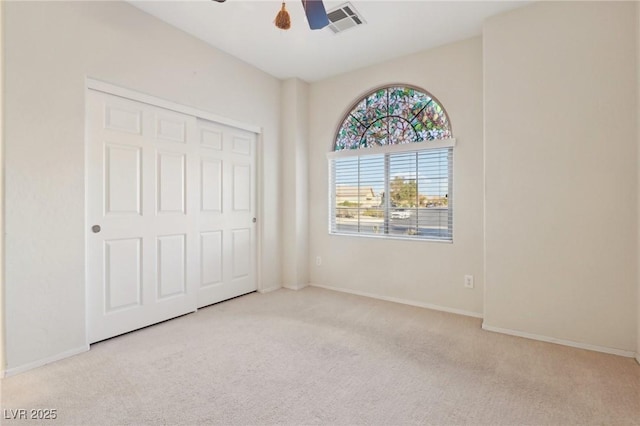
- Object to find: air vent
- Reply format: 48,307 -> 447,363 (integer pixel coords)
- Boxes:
326,2 -> 366,34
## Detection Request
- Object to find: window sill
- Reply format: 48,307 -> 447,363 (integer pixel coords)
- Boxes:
329,231 -> 453,244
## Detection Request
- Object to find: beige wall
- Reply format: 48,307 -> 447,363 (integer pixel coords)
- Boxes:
3,1 -> 282,372
281,78 -> 309,290
483,1 -> 638,352
308,38 -> 485,316
637,1 -> 640,361
0,0 -> 5,375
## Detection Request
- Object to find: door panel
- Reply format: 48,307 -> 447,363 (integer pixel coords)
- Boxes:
156,115 -> 187,144
200,231 -> 223,287
196,119 -> 256,308
233,165 -> 251,212
201,128 -> 223,150
87,90 -> 257,342
232,134 -> 252,155
157,152 -> 186,214
105,144 -> 141,215
232,228 -> 251,279
157,234 -> 187,299
104,238 -> 142,311
88,91 -> 197,343
105,104 -> 142,134
201,159 -> 222,212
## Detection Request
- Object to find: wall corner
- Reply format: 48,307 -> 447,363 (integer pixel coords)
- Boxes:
279,78 -> 310,289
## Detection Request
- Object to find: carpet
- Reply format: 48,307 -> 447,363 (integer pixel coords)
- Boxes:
1,287 -> 639,425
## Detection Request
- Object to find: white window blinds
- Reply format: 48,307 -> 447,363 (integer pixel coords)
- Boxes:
328,140 -> 454,241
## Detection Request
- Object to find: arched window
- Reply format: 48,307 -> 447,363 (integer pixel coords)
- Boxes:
328,85 -> 454,241
335,86 -> 452,150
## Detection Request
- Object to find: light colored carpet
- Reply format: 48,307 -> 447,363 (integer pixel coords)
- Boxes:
1,287 -> 639,425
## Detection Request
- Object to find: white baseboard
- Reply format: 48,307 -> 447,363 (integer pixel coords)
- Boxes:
258,286 -> 280,294
283,283 -> 309,291
482,323 -> 636,358
310,283 -> 483,319
4,345 -> 90,377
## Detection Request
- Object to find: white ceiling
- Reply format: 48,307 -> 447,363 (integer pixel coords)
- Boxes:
130,0 -> 529,82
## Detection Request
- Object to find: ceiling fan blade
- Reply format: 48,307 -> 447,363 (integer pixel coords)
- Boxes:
302,0 -> 329,30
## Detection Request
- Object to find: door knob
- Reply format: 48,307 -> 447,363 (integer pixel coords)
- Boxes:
252,217 -> 257,223
92,225 -> 101,233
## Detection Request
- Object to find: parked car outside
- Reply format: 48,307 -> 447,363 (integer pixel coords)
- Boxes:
391,209 -> 411,219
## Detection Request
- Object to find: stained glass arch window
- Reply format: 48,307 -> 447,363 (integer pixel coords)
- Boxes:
334,86 -> 452,151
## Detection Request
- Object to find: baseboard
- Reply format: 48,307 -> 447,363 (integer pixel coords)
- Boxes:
310,283 -> 483,319
4,345 -> 90,377
482,323 -> 636,358
258,286 -> 280,294
282,283 -> 309,291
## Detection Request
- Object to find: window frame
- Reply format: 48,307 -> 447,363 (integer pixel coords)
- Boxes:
327,138 -> 455,243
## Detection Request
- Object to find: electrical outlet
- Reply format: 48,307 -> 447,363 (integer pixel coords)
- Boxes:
316,256 -> 322,266
464,275 -> 474,289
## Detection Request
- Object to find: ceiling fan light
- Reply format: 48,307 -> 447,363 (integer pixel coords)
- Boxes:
275,2 -> 291,30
